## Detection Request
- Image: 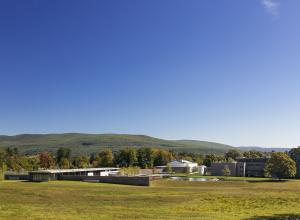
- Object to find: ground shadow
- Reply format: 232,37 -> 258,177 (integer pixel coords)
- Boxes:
245,214 -> 300,220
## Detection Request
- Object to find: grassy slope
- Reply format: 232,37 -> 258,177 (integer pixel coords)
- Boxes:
1,180 -> 300,219
0,133 -> 234,155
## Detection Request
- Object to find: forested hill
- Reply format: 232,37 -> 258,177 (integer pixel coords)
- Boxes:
0,133 -> 234,156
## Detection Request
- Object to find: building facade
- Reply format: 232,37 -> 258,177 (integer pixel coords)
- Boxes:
211,162 -> 246,177
236,157 -> 268,177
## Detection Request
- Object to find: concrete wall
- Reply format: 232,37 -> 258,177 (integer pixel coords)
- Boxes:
59,175 -> 151,186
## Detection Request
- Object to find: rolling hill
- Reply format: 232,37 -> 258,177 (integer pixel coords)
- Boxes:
0,133 -> 234,156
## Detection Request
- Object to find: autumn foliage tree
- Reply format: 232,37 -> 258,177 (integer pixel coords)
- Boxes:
39,151 -> 55,169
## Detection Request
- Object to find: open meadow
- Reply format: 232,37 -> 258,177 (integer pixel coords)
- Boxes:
1,179 -> 300,220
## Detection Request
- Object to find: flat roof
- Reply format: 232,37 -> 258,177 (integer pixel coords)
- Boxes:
29,167 -> 119,174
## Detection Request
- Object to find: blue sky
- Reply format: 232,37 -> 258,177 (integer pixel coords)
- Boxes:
0,0 -> 300,147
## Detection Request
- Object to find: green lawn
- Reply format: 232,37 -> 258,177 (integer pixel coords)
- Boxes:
1,179 -> 300,219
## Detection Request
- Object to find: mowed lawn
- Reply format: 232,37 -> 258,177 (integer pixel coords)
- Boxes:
1,179 -> 300,220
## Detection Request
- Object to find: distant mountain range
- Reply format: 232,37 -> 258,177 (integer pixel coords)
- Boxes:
238,146 -> 290,152
0,133 -> 291,156
0,133 -> 234,156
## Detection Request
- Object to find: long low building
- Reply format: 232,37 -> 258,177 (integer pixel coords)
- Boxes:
29,168 -> 119,182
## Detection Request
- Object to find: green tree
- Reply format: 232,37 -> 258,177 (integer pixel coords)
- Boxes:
1,148 -> 41,172
5,157 -> 21,172
243,151 -> 263,158
60,158 -> 71,169
222,165 -> 231,176
265,152 -> 296,179
20,157 -> 39,171
72,156 -> 89,168
0,151 -> 4,168
98,149 -> 114,167
5,148 -> 14,157
137,147 -> 154,168
12,148 -> 19,156
177,152 -> 193,162
153,149 -> 173,166
289,147 -> 300,178
4,148 -> 22,172
56,148 -> 71,168
165,163 -> 172,173
225,149 -> 242,161
89,153 -> 97,164
115,148 -> 137,167
5,148 -> 19,157
203,154 -> 216,167
191,153 -> 204,165
0,163 -> 7,181
119,166 -> 140,176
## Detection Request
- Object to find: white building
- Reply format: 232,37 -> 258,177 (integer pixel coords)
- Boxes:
168,160 -> 198,173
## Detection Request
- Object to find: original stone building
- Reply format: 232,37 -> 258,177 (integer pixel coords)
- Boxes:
211,157 -> 269,177
236,157 -> 269,177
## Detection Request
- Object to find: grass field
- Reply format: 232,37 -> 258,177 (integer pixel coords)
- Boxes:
1,179 -> 300,220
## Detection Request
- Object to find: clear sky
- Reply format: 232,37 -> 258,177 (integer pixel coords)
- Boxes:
0,0 -> 299,147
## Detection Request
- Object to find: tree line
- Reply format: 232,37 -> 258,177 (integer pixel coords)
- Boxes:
0,147 -> 175,172
1,146 -> 300,179
0,146 -> 233,172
